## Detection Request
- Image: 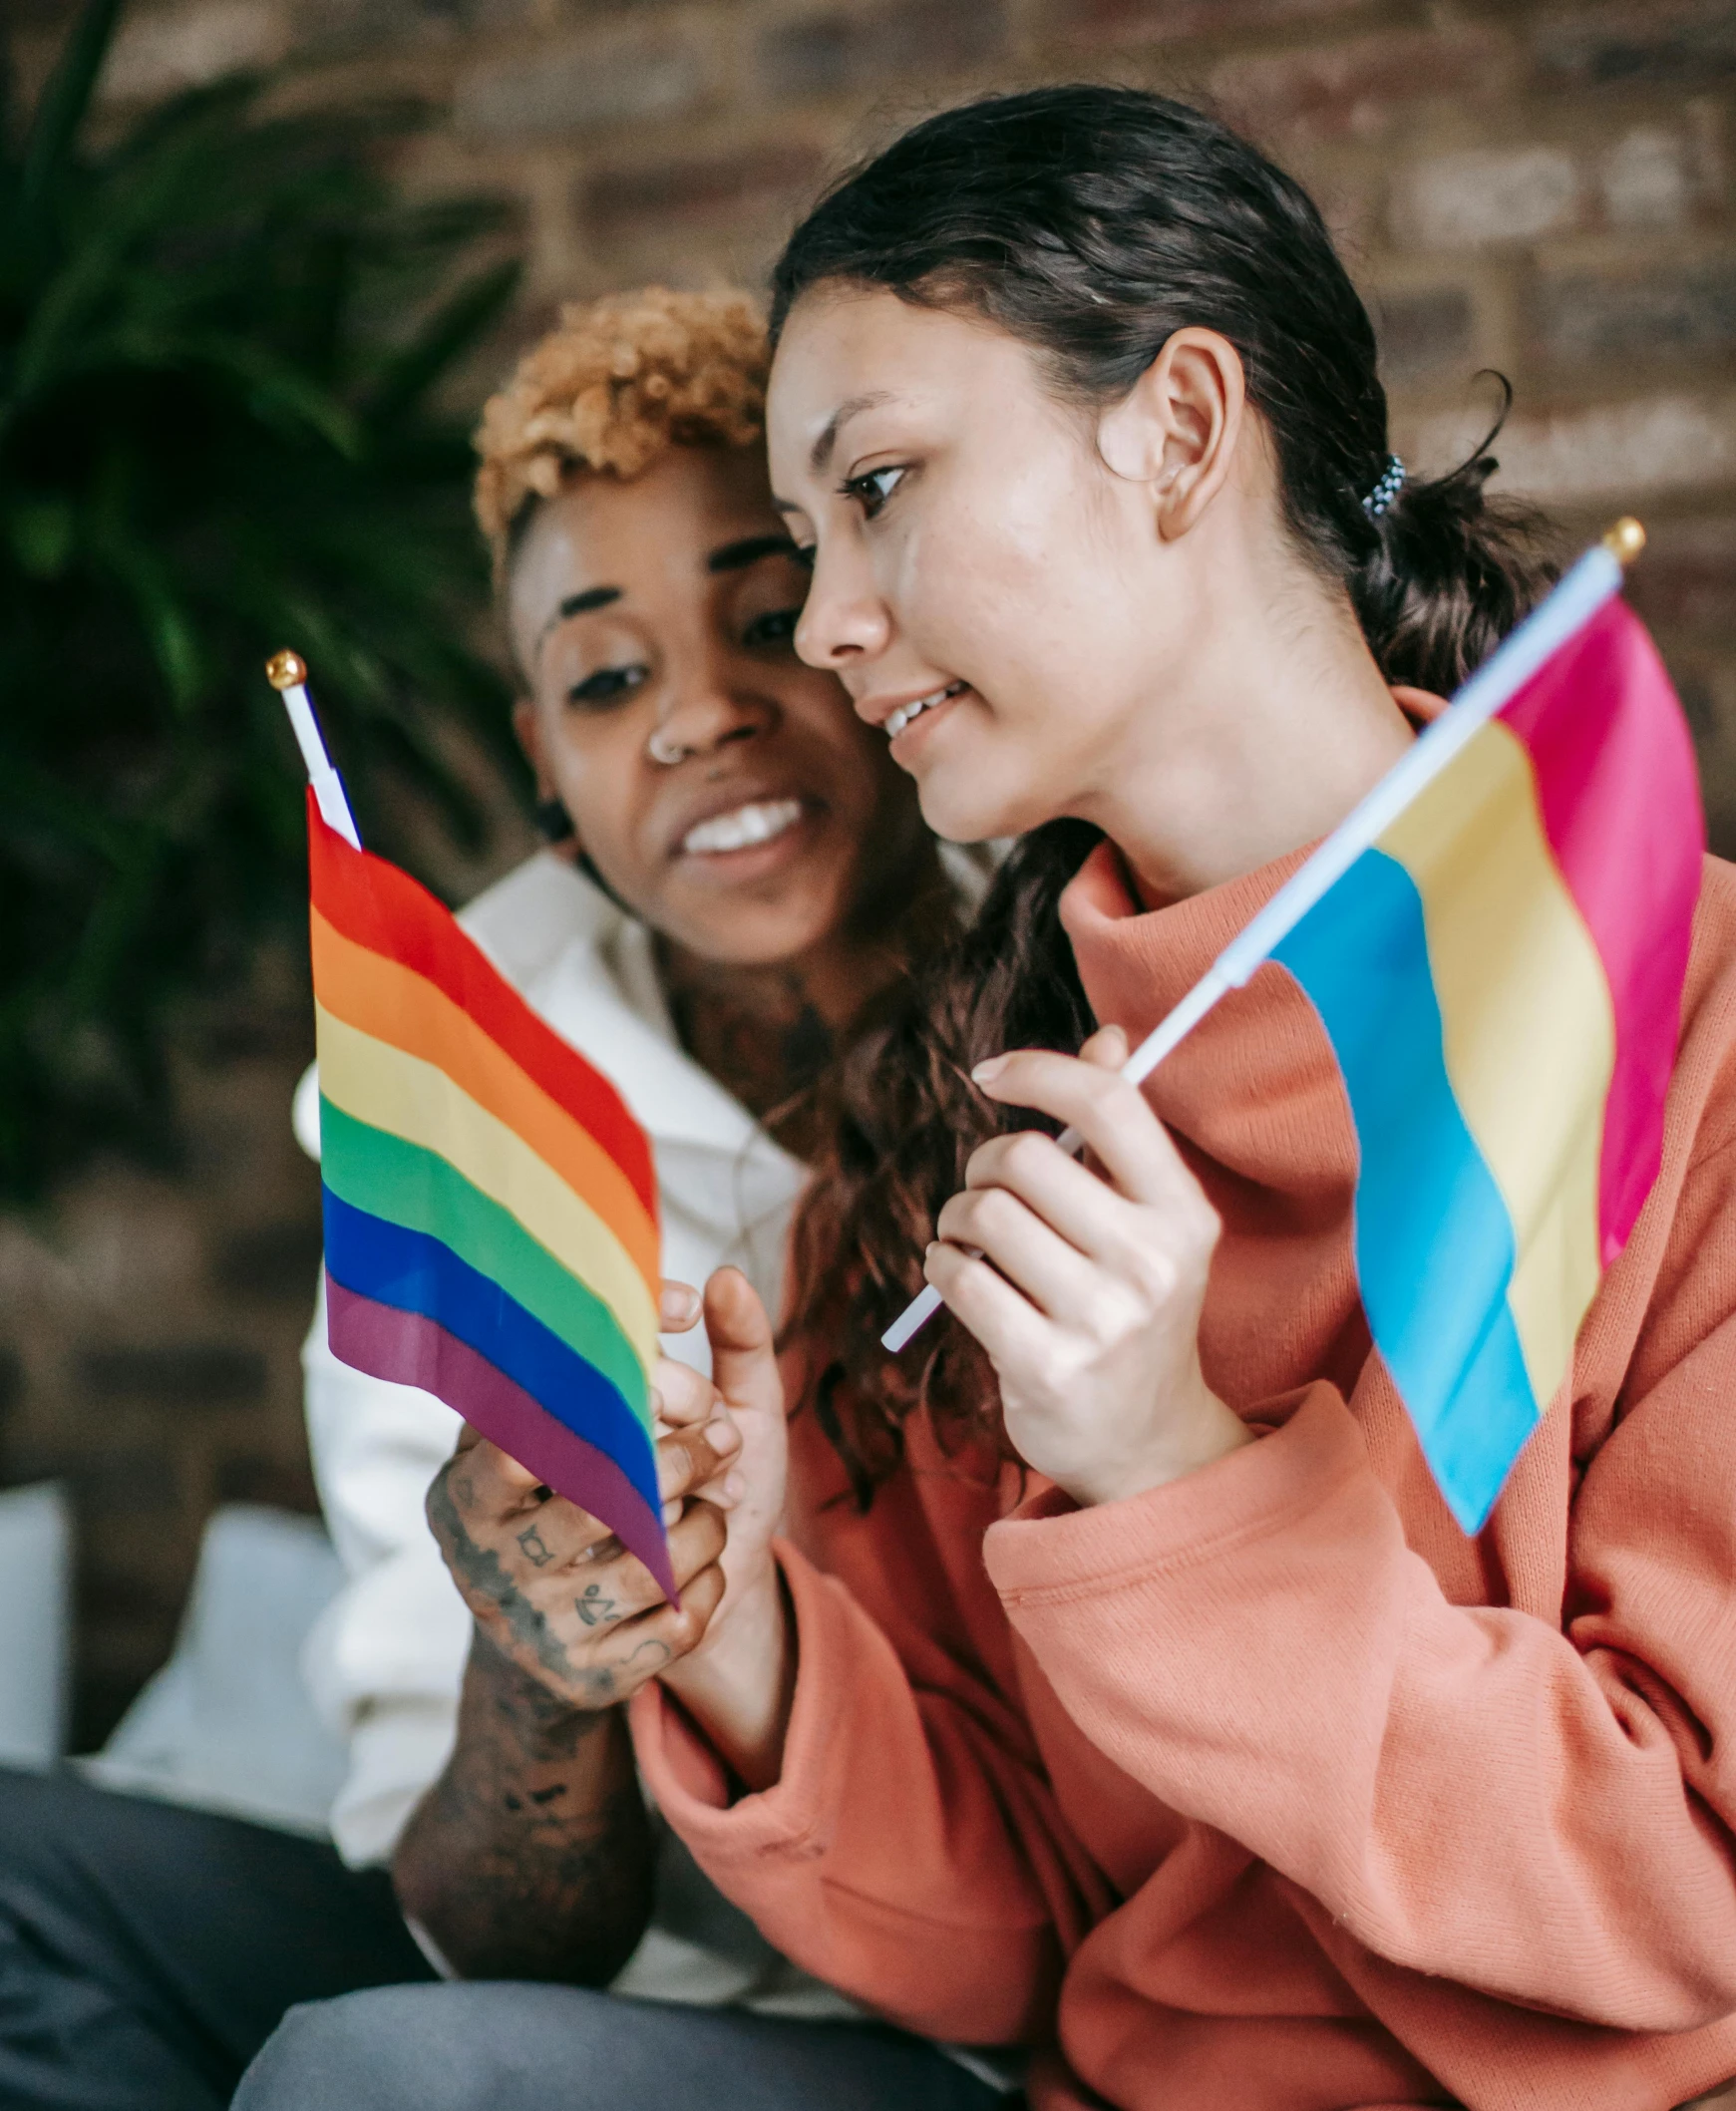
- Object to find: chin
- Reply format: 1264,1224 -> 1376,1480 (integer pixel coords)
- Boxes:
913,771 -> 1027,849
669,895 -> 839,970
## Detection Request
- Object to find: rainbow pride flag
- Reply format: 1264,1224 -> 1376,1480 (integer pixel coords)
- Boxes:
1265,571 -> 1702,1531
307,799 -> 673,1598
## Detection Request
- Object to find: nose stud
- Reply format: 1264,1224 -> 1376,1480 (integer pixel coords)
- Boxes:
646,728 -> 688,767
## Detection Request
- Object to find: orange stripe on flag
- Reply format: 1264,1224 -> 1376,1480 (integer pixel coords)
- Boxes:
311,906 -> 659,1294
308,801 -> 657,1224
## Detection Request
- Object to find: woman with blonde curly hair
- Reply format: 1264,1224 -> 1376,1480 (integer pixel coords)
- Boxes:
0,288 -> 989,2111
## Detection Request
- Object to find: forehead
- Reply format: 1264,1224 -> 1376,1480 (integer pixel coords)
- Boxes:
767,290 -> 1034,479
523,445 -> 772,561
507,446 -> 776,625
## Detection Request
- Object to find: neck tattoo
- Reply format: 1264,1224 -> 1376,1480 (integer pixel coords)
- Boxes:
658,951 -> 837,1154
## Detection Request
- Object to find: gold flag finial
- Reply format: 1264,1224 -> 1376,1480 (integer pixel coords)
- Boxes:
265,649 -> 307,690
1601,518 -> 1645,566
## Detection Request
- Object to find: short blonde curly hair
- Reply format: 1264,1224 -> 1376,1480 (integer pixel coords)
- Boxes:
473,285 -> 769,570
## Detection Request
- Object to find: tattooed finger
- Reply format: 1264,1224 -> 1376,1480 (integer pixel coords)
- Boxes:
517,1522 -> 555,1569
588,1570 -> 725,1691
574,1582 -> 620,1627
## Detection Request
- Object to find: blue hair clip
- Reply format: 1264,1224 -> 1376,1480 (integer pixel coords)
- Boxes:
1362,454 -> 1406,520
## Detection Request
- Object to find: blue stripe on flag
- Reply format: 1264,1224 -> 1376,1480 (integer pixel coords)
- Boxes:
1271,847 -> 1542,1533
322,1189 -> 659,1518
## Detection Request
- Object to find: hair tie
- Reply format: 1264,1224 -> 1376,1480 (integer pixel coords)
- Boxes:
1362,454 -> 1406,520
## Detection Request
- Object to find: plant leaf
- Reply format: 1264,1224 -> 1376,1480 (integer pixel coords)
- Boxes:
365,256 -> 521,431
19,0 -> 126,213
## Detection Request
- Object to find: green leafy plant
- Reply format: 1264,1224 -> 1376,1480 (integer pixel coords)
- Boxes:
0,0 -> 526,1200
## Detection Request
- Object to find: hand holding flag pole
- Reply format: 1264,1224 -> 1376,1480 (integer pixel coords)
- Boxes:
883,518 -> 1703,1539
266,651 -> 677,1600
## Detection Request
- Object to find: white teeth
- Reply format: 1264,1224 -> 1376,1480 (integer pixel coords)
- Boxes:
885,681 -> 963,738
680,798 -> 804,856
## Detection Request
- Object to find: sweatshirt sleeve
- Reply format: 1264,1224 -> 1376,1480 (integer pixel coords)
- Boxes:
983,1196 -> 1736,2036
630,1534 -> 1114,2045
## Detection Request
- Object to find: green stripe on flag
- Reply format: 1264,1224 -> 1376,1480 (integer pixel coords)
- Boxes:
320,1098 -> 651,1425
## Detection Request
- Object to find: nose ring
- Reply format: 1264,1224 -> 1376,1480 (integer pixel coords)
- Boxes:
646,728 -> 688,767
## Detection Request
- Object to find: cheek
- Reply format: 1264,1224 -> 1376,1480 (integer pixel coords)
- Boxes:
895,483 -> 1096,699
777,676 -> 903,812
540,715 -> 647,857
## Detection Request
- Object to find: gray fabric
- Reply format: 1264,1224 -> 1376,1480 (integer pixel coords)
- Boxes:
233,1981 -> 1012,2111
0,1767 -> 432,2111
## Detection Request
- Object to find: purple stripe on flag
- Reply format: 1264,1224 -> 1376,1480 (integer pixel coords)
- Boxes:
327,1276 -> 676,1603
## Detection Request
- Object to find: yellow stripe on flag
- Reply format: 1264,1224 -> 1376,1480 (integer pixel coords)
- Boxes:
1377,720 -> 1612,1406
310,906 -> 658,1290
315,1004 -> 659,1367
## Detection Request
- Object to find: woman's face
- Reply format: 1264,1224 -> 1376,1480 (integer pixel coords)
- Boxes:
509,444 -> 924,968
768,289 -> 1184,846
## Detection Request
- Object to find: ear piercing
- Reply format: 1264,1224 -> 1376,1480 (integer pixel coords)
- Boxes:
533,797 -> 574,845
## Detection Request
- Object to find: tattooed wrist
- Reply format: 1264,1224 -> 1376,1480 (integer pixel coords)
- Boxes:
394,1628 -> 655,1983
472,1626 -> 612,1754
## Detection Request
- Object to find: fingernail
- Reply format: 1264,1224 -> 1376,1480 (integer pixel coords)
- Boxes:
707,1415 -> 741,1457
971,1055 -> 1008,1085
659,1283 -> 702,1324
723,1473 -> 745,1503
662,1498 -> 681,1526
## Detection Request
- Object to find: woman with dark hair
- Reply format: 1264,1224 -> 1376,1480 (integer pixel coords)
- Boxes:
236,88 -> 1736,2111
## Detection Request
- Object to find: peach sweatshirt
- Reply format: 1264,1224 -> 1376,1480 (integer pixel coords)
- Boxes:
632,840 -> 1736,2111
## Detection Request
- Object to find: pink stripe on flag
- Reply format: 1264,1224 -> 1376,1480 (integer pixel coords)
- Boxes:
327,1277 -> 676,1603
1497,596 -> 1703,1262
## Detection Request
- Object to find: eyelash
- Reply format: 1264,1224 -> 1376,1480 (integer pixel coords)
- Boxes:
841,465 -> 906,519
564,604 -> 801,703
742,607 -> 801,650
567,664 -> 648,710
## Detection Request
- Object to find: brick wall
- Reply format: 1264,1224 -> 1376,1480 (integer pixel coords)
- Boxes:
6,0 -> 1734,1745
0,959 -> 328,1747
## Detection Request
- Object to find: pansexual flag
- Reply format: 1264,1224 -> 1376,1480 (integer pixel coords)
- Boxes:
307,798 -> 673,1599
1268,575 -> 1702,1532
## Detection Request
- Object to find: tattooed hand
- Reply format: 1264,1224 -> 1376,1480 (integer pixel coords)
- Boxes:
426,1281 -> 745,1713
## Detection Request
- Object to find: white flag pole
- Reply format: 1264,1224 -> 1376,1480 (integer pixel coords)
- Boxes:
265,649 -> 361,850
881,520 -> 1644,1355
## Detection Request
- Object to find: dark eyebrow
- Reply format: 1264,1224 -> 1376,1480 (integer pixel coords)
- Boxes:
533,583 -> 621,658
706,533 -> 800,574
810,390 -> 895,475
557,585 -> 620,618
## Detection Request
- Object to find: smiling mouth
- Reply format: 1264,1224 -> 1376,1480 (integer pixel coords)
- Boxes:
884,680 -> 965,739
679,797 -> 806,857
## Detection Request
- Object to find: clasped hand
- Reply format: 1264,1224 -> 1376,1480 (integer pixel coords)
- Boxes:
426,1265 -> 787,1716
924,1024 -> 1251,1508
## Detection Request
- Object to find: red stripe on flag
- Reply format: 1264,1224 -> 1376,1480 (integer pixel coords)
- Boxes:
308,797 -> 658,1227
1497,598 -> 1704,1261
